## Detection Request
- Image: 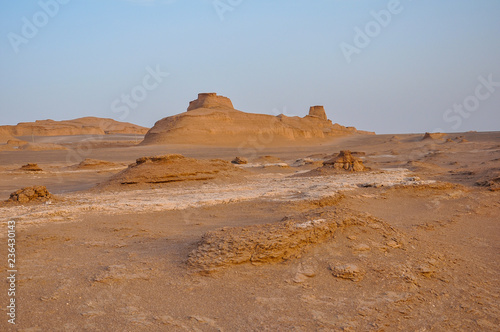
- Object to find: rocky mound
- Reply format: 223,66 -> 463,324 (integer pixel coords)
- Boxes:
231,157 -> 248,165
8,186 -> 53,203
74,159 -> 121,169
0,117 -> 148,143
295,151 -> 369,177
99,154 -> 246,189
187,208 -> 396,274
20,163 -> 43,172
423,132 -> 446,140
141,93 -> 372,146
323,150 -> 368,171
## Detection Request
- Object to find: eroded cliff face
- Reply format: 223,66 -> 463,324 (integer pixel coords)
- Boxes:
141,93 -> 372,146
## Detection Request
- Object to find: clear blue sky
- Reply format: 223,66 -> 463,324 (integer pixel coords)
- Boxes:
1,0 -> 499,134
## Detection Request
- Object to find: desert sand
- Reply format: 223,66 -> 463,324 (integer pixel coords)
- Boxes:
0,98 -> 499,331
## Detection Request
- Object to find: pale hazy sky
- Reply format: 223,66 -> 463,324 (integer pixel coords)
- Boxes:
1,0 -> 499,134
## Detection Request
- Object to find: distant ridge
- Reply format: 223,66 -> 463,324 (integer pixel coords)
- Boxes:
0,117 -> 148,143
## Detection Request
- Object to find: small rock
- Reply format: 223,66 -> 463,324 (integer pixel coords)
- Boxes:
20,163 -> 43,172
329,263 -> 365,281
353,243 -> 370,252
231,156 -> 248,164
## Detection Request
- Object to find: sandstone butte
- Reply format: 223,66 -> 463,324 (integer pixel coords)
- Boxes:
141,93 -> 373,146
0,117 -> 149,143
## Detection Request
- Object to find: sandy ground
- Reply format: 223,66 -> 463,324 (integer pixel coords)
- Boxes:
0,132 -> 499,331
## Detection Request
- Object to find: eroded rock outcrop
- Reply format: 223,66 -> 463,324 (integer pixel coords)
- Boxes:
74,159 -> 120,169
323,150 -> 368,172
423,132 -> 446,140
329,263 -> 365,282
98,154 -> 246,190
8,186 -> 53,203
187,208 -> 390,273
308,106 -> 327,120
141,93 -> 372,146
231,157 -> 248,165
20,163 -> 43,172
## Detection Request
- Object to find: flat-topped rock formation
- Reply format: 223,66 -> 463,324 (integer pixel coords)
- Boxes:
142,93 -> 372,146
0,117 -> 148,143
187,93 -> 234,111
308,106 -> 327,120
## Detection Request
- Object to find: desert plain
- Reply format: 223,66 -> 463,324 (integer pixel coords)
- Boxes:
0,95 -> 499,331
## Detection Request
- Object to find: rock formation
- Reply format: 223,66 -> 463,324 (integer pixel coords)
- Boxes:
0,117 -> 148,143
141,93 -> 372,146
329,263 -> 365,282
187,93 -> 234,111
187,208 -> 396,274
323,150 -> 368,172
231,157 -> 248,165
73,159 -> 121,169
20,163 -> 43,172
98,154 -> 246,190
308,106 -> 327,120
8,186 -> 53,203
423,132 -> 446,140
